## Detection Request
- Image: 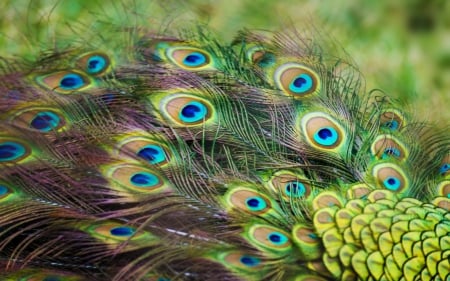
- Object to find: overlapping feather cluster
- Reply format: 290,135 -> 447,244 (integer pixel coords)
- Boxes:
0,10 -> 448,281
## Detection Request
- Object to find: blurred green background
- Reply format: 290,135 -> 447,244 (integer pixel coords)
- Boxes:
1,0 -> 448,123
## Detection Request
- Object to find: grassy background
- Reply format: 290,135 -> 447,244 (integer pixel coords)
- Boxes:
1,0 -> 448,123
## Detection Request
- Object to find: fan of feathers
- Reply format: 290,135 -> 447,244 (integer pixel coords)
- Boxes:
0,1 -> 448,281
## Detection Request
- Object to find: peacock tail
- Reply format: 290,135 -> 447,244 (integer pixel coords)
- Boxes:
0,2 -> 449,281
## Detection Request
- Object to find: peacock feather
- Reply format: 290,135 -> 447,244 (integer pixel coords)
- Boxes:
0,1 -> 448,280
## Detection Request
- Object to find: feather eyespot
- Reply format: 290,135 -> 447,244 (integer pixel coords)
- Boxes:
246,46 -> 275,67
440,164 -> 450,175
439,155 -> 449,176
0,139 -> 30,163
313,127 -> 338,146
371,135 -> 408,161
109,226 -> 136,237
86,223 -> 139,242
0,185 -> 8,196
284,181 -> 307,198
30,111 -> 62,132
245,196 -> 268,212
380,109 -> 405,131
384,120 -> 399,130
167,47 -> 212,70
179,101 -> 208,123
35,70 -> 93,94
137,145 -> 167,164
300,112 -> 345,151
0,185 -> 12,201
383,177 -> 401,190
247,225 -> 292,253
182,52 -> 206,66
382,147 -> 401,158
226,188 -> 272,215
220,252 -> 262,271
11,108 -> 66,132
239,255 -> 261,267
107,164 -> 170,193
274,63 -> 320,97
159,94 -> 213,126
269,171 -> 312,200
129,172 -> 160,188
267,231 -> 289,245
372,163 -> 409,193
80,222 -> 158,247
256,53 -> 276,67
118,137 -> 170,166
76,52 -> 111,76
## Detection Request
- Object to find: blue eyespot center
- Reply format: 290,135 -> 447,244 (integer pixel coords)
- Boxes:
382,147 -> 401,159
59,73 -> 85,90
289,74 -> 313,94
0,142 -> 27,162
284,181 -> 306,197
270,234 -> 281,242
183,52 -> 207,67
130,172 -> 159,188
383,176 -> 401,191
179,101 -> 208,123
268,232 -> 288,245
313,127 -> 338,146
0,185 -> 8,196
30,111 -> 61,132
245,196 -> 267,211
137,145 -> 166,164
383,120 -> 399,130
87,55 -> 107,74
257,53 -> 275,67
110,226 -> 135,237
240,255 -> 261,267
439,163 -> 449,175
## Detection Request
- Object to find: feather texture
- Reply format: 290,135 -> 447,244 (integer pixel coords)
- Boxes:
0,3 -> 448,281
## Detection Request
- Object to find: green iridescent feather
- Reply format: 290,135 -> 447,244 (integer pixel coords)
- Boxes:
0,1 -> 448,281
